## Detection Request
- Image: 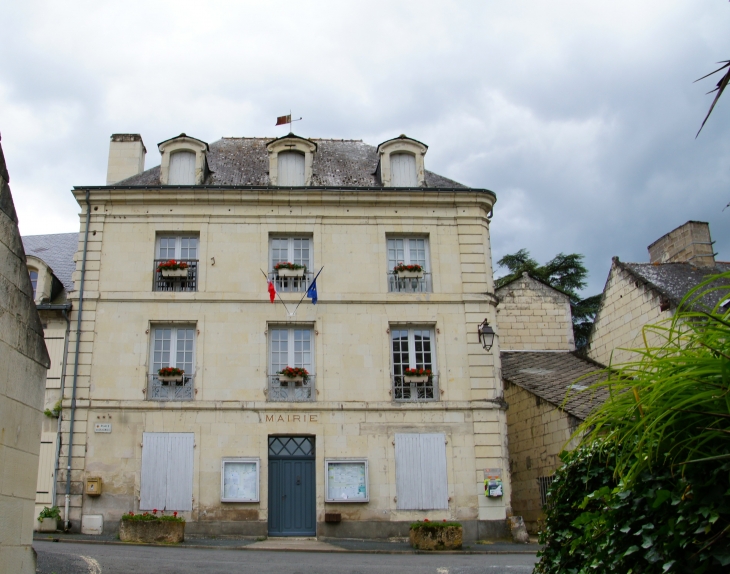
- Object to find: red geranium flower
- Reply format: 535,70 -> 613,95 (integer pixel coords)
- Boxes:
173,511 -> 178,517
423,518 -> 429,522
153,509 -> 157,514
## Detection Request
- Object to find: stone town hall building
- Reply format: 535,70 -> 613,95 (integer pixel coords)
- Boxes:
27,132 -> 508,540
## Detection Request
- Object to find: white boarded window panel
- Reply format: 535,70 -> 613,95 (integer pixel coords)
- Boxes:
45,336 -> 65,387
390,153 -> 417,187
278,151 -> 305,186
35,432 -> 56,504
140,433 -> 194,511
168,151 -> 196,185
395,433 -> 448,510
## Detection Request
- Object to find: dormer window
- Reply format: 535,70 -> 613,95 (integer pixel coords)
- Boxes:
158,134 -> 209,185
266,134 -> 317,186
29,269 -> 38,300
376,135 -> 428,187
168,151 -> 196,185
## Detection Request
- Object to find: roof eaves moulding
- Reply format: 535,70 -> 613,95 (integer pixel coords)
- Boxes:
266,133 -> 317,186
376,135 -> 428,187
158,133 -> 210,185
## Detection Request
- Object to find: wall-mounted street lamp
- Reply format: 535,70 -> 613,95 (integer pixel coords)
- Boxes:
478,319 -> 495,351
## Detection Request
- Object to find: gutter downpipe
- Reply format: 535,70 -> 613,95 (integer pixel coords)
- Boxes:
64,190 -> 90,531
53,305 -> 71,516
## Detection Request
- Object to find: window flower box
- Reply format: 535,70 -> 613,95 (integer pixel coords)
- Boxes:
158,367 -> 184,383
394,263 -> 424,279
278,366 -> 309,384
120,511 -> 185,543
403,368 -> 432,383
274,262 -> 306,278
157,259 -> 189,278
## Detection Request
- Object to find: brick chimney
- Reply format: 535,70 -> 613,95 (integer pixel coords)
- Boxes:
106,134 -> 146,185
647,221 -> 716,267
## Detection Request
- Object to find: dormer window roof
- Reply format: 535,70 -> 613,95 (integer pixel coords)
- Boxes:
266,133 -> 317,186
158,133 -> 209,185
376,135 -> 428,187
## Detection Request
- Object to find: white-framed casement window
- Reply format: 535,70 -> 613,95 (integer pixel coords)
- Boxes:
168,151 -> 196,185
277,151 -> 306,186
154,235 -> 199,291
268,326 -> 315,402
391,326 -> 438,401
269,236 -> 313,293
390,152 -> 417,187
387,237 -> 431,292
148,324 -> 196,401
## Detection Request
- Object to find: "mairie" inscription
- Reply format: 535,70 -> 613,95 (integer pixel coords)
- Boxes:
265,414 -> 318,423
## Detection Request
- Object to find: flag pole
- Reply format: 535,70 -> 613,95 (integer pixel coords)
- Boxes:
292,266 -> 324,314
260,268 -> 292,315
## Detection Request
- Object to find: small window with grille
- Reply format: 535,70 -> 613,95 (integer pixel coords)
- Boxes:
148,324 -> 196,401
154,234 -> 199,292
387,236 -> 431,293
538,475 -> 555,507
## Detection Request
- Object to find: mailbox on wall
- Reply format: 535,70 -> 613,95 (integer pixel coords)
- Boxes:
86,477 -> 102,497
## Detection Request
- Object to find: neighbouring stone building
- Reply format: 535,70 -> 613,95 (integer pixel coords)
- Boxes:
587,221 -> 730,367
496,273 -> 605,533
32,132 -> 510,540
0,135 -> 51,573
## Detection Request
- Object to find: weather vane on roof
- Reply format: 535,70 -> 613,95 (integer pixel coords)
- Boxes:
275,111 -> 302,132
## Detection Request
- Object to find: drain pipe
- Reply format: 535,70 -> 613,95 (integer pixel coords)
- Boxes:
53,305 -> 71,515
64,190 -> 91,531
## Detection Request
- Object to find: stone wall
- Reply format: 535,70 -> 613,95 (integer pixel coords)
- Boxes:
504,382 -> 578,534
648,221 -> 715,268
496,274 -> 574,351
0,137 -> 50,574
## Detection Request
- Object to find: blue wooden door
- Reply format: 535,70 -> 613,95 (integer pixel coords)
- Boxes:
268,437 -> 316,536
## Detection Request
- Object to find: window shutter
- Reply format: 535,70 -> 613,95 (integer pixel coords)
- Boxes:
141,432 -> 194,510
390,153 -> 417,187
395,433 -> 448,510
168,151 -> 196,185
278,151 -> 305,186
35,432 -> 56,505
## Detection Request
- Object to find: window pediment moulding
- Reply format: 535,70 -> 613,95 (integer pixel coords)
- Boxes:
158,134 -> 210,185
376,135 -> 428,187
266,134 -> 317,186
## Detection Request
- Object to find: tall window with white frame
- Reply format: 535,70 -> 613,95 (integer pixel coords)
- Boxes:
269,326 -> 314,402
391,327 -> 437,401
154,235 -> 198,292
269,236 -> 312,293
388,237 -> 431,293
29,269 -> 38,301
148,325 -> 196,401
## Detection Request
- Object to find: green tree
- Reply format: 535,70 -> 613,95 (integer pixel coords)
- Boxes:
495,249 -> 600,348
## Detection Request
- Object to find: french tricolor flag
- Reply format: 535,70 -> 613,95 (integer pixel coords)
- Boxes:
267,278 -> 277,303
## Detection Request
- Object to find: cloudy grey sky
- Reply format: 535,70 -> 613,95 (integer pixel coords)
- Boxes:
2,0 -> 728,295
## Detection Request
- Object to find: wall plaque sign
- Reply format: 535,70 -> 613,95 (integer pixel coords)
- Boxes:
94,423 -> 112,433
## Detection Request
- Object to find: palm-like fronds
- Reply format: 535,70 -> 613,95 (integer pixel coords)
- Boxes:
579,272 -> 730,483
695,60 -> 730,137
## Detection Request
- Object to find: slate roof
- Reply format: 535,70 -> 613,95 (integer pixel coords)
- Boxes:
615,258 -> 730,312
22,232 -> 78,292
501,351 -> 608,420
116,137 -> 469,189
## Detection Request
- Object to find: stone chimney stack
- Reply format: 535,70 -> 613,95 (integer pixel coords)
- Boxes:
106,134 -> 146,185
648,221 -> 716,267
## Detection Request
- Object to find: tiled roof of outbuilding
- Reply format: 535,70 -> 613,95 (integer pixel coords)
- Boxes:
116,137 -> 469,189
501,351 -> 608,420
615,258 -> 730,312
22,232 -> 78,292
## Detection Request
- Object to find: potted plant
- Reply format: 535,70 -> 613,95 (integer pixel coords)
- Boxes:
274,262 -> 306,278
409,519 -> 463,550
37,506 -> 61,532
403,368 -> 432,383
119,510 -> 185,543
157,259 -> 189,278
158,367 -> 184,383
394,263 -> 424,278
278,366 -> 309,385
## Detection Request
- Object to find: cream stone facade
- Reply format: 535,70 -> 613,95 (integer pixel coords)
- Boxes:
0,137 -> 50,574
51,133 -> 510,541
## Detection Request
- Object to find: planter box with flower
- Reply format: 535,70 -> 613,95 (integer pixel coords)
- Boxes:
409,519 -> 463,550
36,506 -> 61,532
278,366 -> 309,385
394,263 -> 424,279
120,510 -> 185,543
403,368 -> 432,383
158,367 -> 184,384
274,262 -> 306,278
157,259 -> 189,278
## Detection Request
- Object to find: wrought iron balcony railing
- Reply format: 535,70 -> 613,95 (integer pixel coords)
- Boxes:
267,271 -> 314,293
148,373 -> 194,401
267,374 -> 316,402
153,259 -> 198,292
392,374 -> 439,401
387,272 -> 432,293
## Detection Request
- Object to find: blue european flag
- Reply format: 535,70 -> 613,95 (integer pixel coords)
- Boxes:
306,278 -> 318,305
